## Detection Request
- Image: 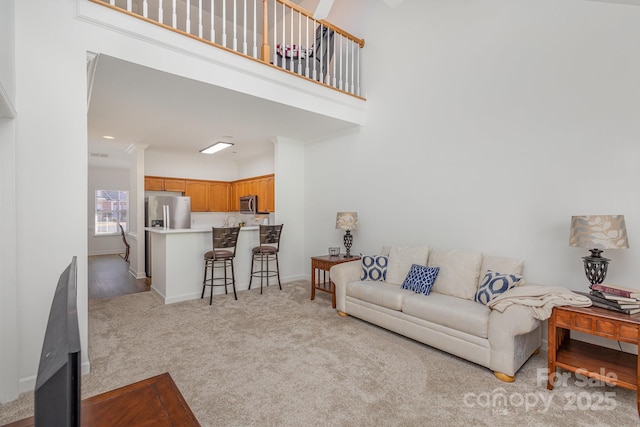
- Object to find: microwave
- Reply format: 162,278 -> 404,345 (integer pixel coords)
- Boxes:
239,195 -> 258,214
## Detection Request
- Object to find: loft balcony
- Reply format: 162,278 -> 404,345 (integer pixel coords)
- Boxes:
89,0 -> 366,99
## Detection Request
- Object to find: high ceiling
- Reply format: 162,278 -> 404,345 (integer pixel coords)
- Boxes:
87,54 -> 359,168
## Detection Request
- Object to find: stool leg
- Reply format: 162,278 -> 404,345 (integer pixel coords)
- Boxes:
260,253 -> 265,294
275,253 -> 282,290
201,260 -> 208,299
209,261 -> 214,305
223,260 -> 229,295
231,259 -> 237,300
249,255 -> 254,290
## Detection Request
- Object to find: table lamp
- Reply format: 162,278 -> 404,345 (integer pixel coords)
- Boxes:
336,212 -> 359,258
569,215 -> 629,287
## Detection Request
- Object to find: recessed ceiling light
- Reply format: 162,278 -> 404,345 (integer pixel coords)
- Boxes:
200,141 -> 234,154
102,135 -> 115,140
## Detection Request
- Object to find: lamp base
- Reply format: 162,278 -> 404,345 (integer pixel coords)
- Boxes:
343,230 -> 354,258
583,249 -> 610,286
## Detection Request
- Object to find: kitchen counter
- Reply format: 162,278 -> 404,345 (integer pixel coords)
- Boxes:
146,226 -> 260,304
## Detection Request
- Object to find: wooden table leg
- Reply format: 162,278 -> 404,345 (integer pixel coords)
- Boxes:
547,310 -> 556,390
331,281 -> 336,309
310,264 -> 316,301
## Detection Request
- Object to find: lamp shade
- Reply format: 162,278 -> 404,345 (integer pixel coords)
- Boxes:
336,212 -> 359,231
569,215 -> 629,250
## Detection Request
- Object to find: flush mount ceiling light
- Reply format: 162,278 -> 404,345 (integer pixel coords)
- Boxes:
102,135 -> 115,140
199,141 -> 234,154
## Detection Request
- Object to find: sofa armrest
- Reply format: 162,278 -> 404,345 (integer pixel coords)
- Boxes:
488,302 -> 542,377
330,260 -> 361,312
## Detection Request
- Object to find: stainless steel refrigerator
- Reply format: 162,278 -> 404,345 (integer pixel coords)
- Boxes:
145,195 -> 192,277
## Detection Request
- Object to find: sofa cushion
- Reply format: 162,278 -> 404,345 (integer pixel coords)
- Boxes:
360,255 -> 388,281
402,292 -> 491,338
474,270 -> 521,305
401,264 -> 440,295
346,281 -> 414,311
478,255 -> 524,287
386,245 -> 430,285
428,249 -> 483,300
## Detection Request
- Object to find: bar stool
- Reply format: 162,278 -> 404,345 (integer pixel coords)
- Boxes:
202,227 -> 240,305
249,224 -> 284,294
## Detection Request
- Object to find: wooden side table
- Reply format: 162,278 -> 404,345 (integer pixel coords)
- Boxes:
548,305 -> 640,415
310,255 -> 360,308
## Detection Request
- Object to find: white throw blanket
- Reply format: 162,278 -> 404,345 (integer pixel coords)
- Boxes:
487,285 -> 592,320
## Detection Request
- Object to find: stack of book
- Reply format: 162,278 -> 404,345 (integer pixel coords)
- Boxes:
577,283 -> 640,315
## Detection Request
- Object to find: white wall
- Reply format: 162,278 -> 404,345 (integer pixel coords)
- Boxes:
3,0 -> 364,400
0,0 -> 17,404
88,166 -> 130,255
12,0 -> 89,395
305,0 -> 640,294
145,151 -> 238,181
236,153 -> 275,179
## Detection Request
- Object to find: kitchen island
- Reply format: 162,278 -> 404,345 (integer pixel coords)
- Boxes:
146,226 -> 259,304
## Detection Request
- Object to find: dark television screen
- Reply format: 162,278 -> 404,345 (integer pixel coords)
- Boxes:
34,256 -> 81,427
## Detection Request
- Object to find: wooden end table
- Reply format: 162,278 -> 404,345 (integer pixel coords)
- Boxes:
548,305 -> 640,415
310,255 -> 360,308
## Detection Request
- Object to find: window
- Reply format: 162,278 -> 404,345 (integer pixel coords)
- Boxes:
95,190 -> 128,235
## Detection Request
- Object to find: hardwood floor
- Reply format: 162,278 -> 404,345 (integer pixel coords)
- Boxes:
88,254 -> 149,299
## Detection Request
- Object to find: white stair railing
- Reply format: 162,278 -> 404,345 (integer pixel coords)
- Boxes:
91,0 -> 366,98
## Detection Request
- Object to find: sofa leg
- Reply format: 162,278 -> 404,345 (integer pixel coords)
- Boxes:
494,372 -> 515,382
337,311 -> 349,317
533,347 -> 541,355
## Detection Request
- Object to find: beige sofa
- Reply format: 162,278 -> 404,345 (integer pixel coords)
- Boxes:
330,246 -> 542,381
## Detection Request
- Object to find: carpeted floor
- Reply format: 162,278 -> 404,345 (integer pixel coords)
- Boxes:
1,280 -> 638,426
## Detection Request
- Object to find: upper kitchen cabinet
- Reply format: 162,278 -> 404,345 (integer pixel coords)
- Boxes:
208,181 -> 231,212
145,176 -> 186,192
256,175 -> 275,213
185,180 -> 208,212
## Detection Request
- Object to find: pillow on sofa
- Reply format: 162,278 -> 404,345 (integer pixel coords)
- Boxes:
478,255 -> 524,287
429,248 -> 483,300
401,264 -> 440,295
361,255 -> 388,281
474,270 -> 522,305
385,245 -> 430,285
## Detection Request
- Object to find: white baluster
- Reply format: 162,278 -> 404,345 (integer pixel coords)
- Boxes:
305,15 -> 309,78
186,0 -> 191,34
356,45 -> 360,96
158,0 -> 163,24
252,0 -> 257,58
289,8 -> 294,72
233,0 -> 238,52
222,0 -> 227,47
243,0 -> 248,55
109,0 -> 114,5
312,19 -> 317,81
297,11 -> 302,75
198,0 -> 203,38
210,0 -> 215,43
281,2 -> 286,70
126,0 -> 132,12
142,0 -> 148,18
172,0 -> 177,28
334,33 -> 339,89
272,0 -> 277,64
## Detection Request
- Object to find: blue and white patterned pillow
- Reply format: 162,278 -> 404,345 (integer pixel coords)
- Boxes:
475,270 -> 522,305
401,264 -> 440,295
361,255 -> 388,281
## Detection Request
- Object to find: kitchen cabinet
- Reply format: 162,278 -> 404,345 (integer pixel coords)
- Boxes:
185,180 -> 208,212
163,178 -> 186,192
145,176 -> 164,191
255,176 -> 275,212
146,174 -> 274,212
208,181 -> 230,212
144,176 -> 186,192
